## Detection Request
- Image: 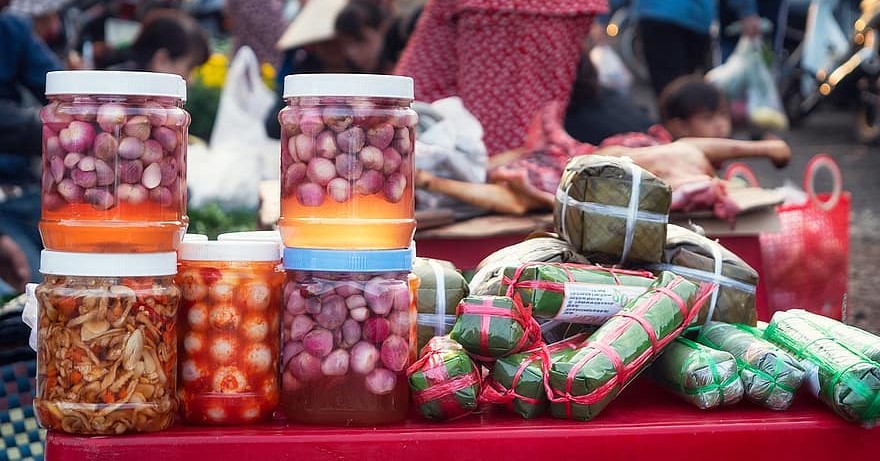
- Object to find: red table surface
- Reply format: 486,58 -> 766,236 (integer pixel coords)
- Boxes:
46,381 -> 877,461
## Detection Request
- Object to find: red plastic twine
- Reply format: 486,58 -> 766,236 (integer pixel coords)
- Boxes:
456,296 -> 542,361
502,262 -> 655,303
543,278 -> 715,419
480,333 -> 590,407
409,349 -> 481,417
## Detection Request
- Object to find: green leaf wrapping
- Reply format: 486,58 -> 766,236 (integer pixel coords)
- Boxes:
697,321 -> 804,410
413,258 -> 470,351
450,296 -> 540,360
650,225 -> 759,325
484,335 -> 588,419
783,310 -> 880,363
651,337 -> 743,409
469,237 -> 590,297
554,155 -> 671,264
548,272 -> 704,421
764,311 -> 880,426
408,336 -> 481,421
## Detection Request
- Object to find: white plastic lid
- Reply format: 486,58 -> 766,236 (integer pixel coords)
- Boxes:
217,230 -> 282,243
283,74 -> 414,100
45,71 -> 187,101
182,234 -> 209,242
178,240 -> 281,262
40,251 -> 178,277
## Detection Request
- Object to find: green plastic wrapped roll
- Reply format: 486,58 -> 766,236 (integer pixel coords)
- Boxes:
482,334 -> 589,419
697,322 -> 804,410
500,262 -> 654,323
648,225 -> 759,326
651,337 -> 743,409
764,311 -> 880,426
450,296 -> 541,361
784,310 -> 880,363
469,236 -> 590,297
539,320 -> 597,344
408,336 -> 482,421
554,155 -> 671,265
413,257 -> 470,351
548,272 -> 708,421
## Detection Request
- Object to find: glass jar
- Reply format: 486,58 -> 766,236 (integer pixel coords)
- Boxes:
278,74 -> 416,249
176,241 -> 283,425
33,251 -> 180,435
281,248 -> 416,425
40,71 -> 190,252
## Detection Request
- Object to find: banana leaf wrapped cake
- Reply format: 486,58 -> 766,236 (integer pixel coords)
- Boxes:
449,295 -> 541,361
482,334 -> 589,419
554,155 -> 671,265
501,262 -> 654,323
651,337 -> 743,410
648,225 -> 758,325
469,235 -> 589,297
408,336 -> 482,422
413,257 -> 470,350
548,272 -> 711,421
784,309 -> 880,363
697,321 -> 804,410
764,311 -> 880,426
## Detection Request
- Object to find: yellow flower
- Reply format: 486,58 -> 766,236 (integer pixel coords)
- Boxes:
261,63 -> 277,90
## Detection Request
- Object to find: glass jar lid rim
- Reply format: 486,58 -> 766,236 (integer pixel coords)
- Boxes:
283,74 -> 414,100
45,71 -> 187,101
283,247 -> 412,272
39,250 -> 178,276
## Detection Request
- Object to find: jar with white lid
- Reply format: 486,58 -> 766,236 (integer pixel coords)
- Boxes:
176,240 -> 283,425
281,247 -> 417,425
278,74 -> 417,250
33,251 -> 180,435
40,70 -> 190,253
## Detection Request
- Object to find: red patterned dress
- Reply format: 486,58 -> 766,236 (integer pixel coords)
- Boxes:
394,0 -> 607,156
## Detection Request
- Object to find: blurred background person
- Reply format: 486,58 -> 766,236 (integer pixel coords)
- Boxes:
0,5 -> 63,294
109,8 -> 210,78
225,0 -> 287,65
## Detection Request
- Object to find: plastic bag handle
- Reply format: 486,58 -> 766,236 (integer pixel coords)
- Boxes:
723,162 -> 761,187
804,154 -> 843,211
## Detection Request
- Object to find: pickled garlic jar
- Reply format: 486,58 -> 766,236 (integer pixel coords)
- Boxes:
282,248 -> 417,425
176,241 -> 283,425
278,74 -> 416,249
33,251 -> 180,435
40,71 -> 190,253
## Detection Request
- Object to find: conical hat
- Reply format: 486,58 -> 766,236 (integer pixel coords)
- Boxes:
276,0 -> 349,50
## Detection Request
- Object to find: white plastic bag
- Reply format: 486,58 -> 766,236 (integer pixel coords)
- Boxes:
590,45 -> 633,94
21,283 -> 37,351
188,46 -> 280,209
413,97 -> 488,217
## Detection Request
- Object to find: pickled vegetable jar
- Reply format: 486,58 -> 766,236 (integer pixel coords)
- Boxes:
278,74 -> 416,249
34,251 -> 180,435
282,248 -> 417,425
40,71 -> 189,252
176,241 -> 283,425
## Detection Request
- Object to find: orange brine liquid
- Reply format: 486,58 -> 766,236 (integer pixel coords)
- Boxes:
279,193 -> 415,249
40,201 -> 186,252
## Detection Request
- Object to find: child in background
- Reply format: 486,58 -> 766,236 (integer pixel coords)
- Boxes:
658,75 -> 733,139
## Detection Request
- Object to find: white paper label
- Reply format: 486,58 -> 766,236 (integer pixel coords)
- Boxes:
557,283 -> 649,324
801,360 -> 821,398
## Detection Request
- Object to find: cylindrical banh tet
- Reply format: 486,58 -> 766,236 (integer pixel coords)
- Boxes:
281,247 -> 417,425
40,70 -> 190,253
33,251 -> 180,435
176,240 -> 284,425
277,74 -> 416,250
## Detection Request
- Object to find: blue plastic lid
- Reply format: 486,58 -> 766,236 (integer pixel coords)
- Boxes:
283,247 -> 412,272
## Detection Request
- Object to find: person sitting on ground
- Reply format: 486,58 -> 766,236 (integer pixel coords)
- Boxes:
658,75 -> 733,139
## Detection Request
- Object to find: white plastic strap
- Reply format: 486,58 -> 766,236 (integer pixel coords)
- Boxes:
428,259 -> 448,336
706,243 -> 724,321
22,283 -> 38,351
417,313 -> 457,330
620,163 -> 642,264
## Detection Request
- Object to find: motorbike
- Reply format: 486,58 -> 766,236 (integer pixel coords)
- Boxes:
781,0 -> 880,142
